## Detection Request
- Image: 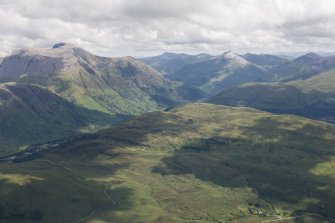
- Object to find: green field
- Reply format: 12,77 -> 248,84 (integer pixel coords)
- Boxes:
1,103 -> 335,222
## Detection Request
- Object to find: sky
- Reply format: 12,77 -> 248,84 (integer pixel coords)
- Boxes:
0,0 -> 335,57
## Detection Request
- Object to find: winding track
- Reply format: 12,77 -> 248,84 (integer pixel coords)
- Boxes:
73,210 -> 96,223
103,182 -> 117,205
262,213 -> 328,223
73,182 -> 116,223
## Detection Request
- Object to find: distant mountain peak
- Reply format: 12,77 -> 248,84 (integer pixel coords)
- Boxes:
161,52 -> 176,56
221,51 -> 249,65
221,51 -> 241,59
305,52 -> 321,57
52,42 -> 77,49
295,52 -> 323,62
222,51 -> 235,57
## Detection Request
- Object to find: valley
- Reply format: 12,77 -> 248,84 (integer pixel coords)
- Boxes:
0,133 -> 89,163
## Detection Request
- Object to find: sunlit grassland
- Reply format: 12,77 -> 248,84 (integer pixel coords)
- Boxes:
1,103 -> 335,222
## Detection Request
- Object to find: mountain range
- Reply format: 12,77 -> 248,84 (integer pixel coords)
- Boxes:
142,51 -> 289,95
142,51 -> 335,123
0,43 -> 205,155
1,44 -> 335,222
0,43 -> 203,115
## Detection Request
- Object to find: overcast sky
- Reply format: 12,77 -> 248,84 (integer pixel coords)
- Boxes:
0,0 -> 334,57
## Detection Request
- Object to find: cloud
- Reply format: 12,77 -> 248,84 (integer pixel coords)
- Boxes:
0,0 -> 334,57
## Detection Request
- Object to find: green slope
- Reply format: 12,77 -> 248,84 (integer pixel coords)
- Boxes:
1,103 -> 335,222
208,69 -> 335,123
0,83 -> 119,156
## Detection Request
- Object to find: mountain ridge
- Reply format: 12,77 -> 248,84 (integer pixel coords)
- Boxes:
0,43 -> 204,116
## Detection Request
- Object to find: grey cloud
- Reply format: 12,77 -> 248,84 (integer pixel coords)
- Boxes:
0,0 -> 334,57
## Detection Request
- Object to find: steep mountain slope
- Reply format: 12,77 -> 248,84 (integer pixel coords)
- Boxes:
242,53 -> 288,69
167,51 -> 268,95
140,52 -> 212,75
0,83 -> 116,156
1,103 -> 335,222
0,43 -> 203,116
208,69 -> 335,123
268,52 -> 335,81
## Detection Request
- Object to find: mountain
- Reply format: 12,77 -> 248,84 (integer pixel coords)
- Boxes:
268,52 -> 335,81
1,103 -> 335,222
0,83 -> 118,156
242,53 -> 289,69
167,51 -> 268,95
208,68 -> 335,123
0,43 -> 204,116
139,52 -> 212,75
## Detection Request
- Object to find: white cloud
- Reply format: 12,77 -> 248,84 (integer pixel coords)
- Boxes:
0,0 -> 335,57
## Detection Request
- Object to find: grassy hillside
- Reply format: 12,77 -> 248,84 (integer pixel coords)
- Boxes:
1,103 -> 335,222
0,83 -> 120,156
208,69 -> 335,123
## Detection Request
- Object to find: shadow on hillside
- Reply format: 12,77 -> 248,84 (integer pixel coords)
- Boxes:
0,83 -> 133,156
0,157 -> 134,222
0,110 -> 190,222
152,116 -> 335,222
76,105 -> 132,127
3,106 -> 335,222
59,109 -> 335,222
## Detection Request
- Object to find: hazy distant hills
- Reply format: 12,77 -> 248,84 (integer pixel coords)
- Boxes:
142,51 -> 335,94
140,52 -> 212,75
267,52 -> 335,81
141,50 -> 335,123
241,53 -> 288,69
208,68 -> 335,123
141,51 -> 291,95
167,51 -> 269,95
